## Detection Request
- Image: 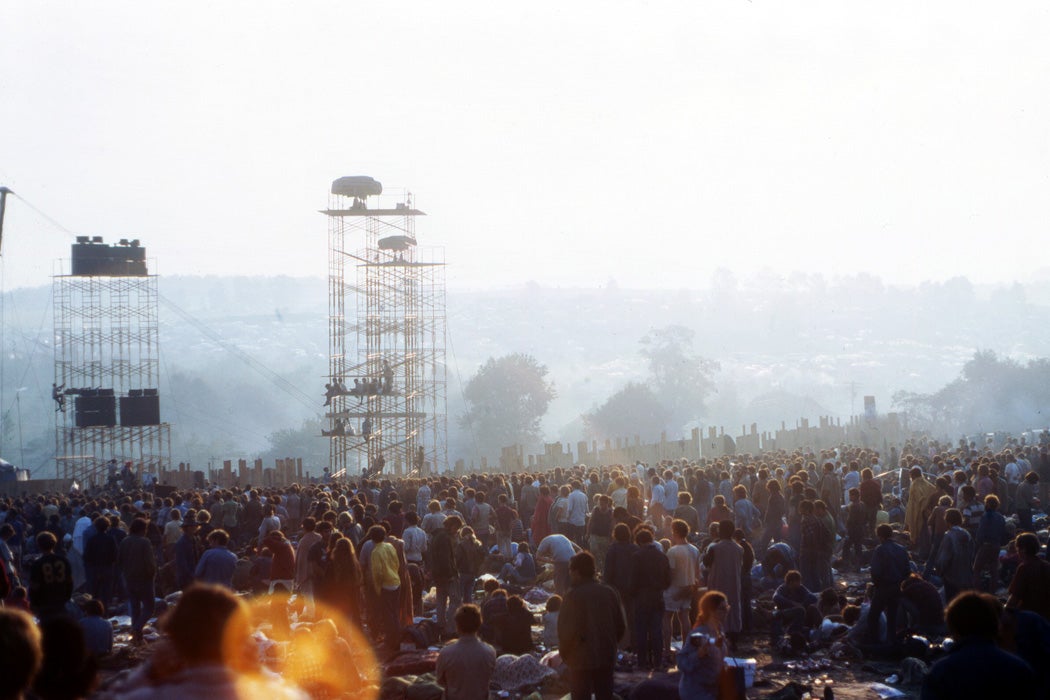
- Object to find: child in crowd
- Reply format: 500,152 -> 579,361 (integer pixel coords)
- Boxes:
542,594 -> 561,648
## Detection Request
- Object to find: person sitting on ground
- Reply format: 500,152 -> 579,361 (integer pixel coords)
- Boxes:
817,588 -> 842,620
78,598 -> 114,658
772,570 -> 821,638
436,604 -> 496,700
922,591 -> 1036,699
542,595 -> 561,648
479,586 -> 509,646
500,595 -> 536,655
498,541 -> 537,586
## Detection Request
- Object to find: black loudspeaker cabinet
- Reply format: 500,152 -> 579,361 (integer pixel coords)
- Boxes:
75,395 -> 117,427
120,395 -> 161,426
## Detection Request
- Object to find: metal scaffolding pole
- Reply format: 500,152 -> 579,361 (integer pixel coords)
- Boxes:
54,239 -> 170,484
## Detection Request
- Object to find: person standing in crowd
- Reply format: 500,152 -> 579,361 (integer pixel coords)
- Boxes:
757,479 -> 786,555
673,491 -> 702,535
818,462 -> 843,527
194,529 -> 237,588
797,500 -> 822,592
83,516 -> 118,606
431,516 -> 462,637
663,519 -> 701,659
905,466 -> 936,551
29,532 -> 73,621
368,524 -> 401,658
455,525 -> 485,603
1015,471 -> 1040,532
703,520 -> 744,647
174,519 -> 201,591
1006,532 -> 1050,619
117,517 -> 156,644
630,527 -> 670,670
603,522 -> 638,649
677,591 -> 731,700
859,468 -> 882,537
867,523 -> 911,644
662,469 -> 680,514
937,508 -> 974,602
586,495 -> 613,574
559,552 -> 626,700
972,494 -> 1007,592
567,482 -> 590,544
436,604 -> 496,700
401,510 -> 427,588
731,485 -> 761,537
494,493 -> 518,558
295,517 -> 321,598
519,476 -> 539,535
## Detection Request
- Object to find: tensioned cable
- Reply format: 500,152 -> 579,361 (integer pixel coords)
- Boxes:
159,294 -> 320,413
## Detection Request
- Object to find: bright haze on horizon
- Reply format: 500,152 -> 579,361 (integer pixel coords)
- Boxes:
1,1 -> 1047,292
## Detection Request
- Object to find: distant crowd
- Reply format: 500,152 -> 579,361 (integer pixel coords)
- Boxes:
1,434 -> 1049,699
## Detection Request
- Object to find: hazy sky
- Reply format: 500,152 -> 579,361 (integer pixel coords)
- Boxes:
1,1 -> 1047,292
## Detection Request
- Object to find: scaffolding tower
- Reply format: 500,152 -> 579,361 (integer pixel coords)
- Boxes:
324,176 -> 447,477
54,237 -> 171,483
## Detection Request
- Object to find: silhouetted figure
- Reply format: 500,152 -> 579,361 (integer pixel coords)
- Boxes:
52,383 -> 66,412
382,360 -> 394,394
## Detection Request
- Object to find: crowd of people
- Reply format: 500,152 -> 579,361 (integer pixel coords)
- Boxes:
0,434 -> 1049,699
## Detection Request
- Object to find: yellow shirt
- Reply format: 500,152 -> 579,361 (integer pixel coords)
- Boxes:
371,541 -> 400,592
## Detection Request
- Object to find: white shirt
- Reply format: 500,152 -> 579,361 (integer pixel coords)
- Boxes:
667,542 -> 701,587
403,525 -> 427,562
567,489 -> 588,526
72,515 -> 92,553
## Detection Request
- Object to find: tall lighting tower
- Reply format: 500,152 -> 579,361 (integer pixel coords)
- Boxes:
324,176 -> 447,477
54,237 -> 170,483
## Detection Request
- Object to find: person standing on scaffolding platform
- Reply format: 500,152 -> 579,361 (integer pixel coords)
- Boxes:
382,360 -> 394,394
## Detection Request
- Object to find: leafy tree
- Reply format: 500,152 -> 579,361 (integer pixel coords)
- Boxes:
584,382 -> 669,442
460,353 -> 556,456
263,418 -> 328,468
639,325 -> 718,426
892,351 -> 1050,434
